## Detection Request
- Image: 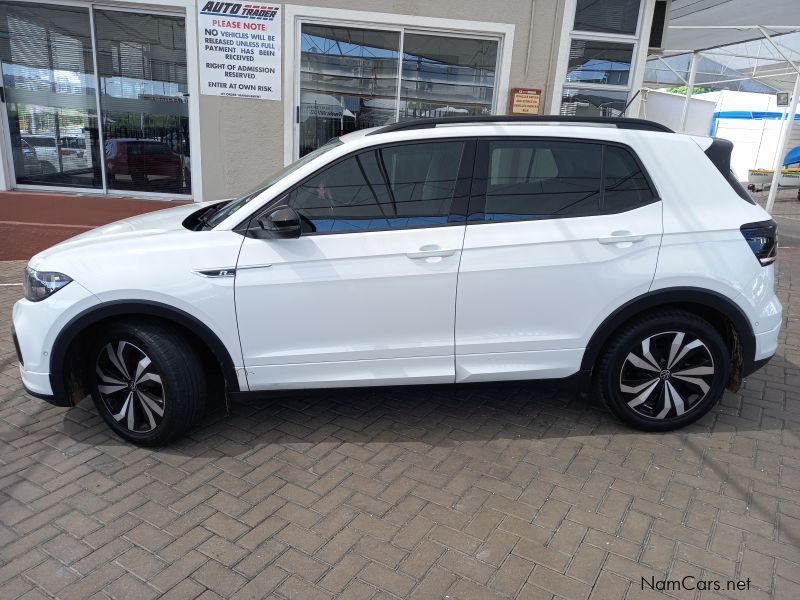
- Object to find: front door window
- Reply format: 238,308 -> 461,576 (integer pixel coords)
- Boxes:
285,140 -> 469,233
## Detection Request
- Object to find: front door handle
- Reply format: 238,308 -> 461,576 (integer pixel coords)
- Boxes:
406,245 -> 457,259
597,231 -> 645,245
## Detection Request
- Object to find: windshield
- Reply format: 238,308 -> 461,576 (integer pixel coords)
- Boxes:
199,138 -> 343,230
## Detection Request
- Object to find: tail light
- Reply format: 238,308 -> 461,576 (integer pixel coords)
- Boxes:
740,219 -> 777,266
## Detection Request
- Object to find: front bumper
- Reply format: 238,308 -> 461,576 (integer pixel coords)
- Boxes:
12,280 -> 98,405
742,320 -> 782,377
12,325 -> 63,403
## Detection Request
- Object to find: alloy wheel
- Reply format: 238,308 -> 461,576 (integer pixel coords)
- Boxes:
95,340 -> 165,432
618,331 -> 715,420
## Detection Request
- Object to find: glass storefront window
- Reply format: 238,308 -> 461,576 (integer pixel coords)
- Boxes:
298,24 -> 500,156
559,0 -> 642,118
399,34 -> 497,120
0,2 -> 190,195
0,2 -> 102,189
573,0 -> 641,36
94,10 -> 190,194
300,25 -> 400,157
567,40 -> 633,87
559,87 -> 629,117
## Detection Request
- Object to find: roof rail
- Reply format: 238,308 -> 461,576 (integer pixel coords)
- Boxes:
367,115 -> 673,135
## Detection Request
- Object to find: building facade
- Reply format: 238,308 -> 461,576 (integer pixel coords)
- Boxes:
0,0 -> 662,203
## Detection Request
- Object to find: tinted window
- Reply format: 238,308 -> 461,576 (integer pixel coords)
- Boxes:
603,145 -> 655,211
574,0 -> 640,35
483,140 -> 602,220
286,141 -> 467,233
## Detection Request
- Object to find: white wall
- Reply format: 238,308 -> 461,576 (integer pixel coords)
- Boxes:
695,90 -> 800,180
638,89 -> 715,135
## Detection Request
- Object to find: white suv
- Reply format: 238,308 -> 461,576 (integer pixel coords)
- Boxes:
12,116 -> 782,445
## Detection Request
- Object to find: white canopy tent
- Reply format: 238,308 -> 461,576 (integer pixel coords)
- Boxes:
645,0 -> 800,212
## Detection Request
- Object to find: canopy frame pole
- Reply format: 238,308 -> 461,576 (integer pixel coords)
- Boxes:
679,52 -> 699,132
766,72 -> 800,213
757,26 -> 800,76
656,56 -> 688,85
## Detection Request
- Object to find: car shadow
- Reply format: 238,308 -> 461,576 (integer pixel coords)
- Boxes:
7,350 -> 798,552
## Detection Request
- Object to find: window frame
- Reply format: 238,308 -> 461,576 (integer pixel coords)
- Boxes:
549,0 -> 656,117
242,137 -> 477,237
282,5 -> 515,164
467,136 -> 659,224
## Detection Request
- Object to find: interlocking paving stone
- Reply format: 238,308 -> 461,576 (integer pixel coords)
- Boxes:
0,250 -> 799,598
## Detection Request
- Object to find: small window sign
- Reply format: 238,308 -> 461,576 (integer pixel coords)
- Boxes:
508,88 -> 542,115
777,92 -> 790,107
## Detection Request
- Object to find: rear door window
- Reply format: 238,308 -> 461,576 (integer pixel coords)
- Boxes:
475,139 -> 656,221
482,140 -> 602,220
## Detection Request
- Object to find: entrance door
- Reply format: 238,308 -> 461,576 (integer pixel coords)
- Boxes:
235,139 -> 474,389
455,137 -> 663,381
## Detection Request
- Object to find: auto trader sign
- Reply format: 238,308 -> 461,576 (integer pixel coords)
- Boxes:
198,2 -> 281,100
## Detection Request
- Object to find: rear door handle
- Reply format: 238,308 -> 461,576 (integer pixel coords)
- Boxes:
597,231 -> 645,244
406,245 -> 457,259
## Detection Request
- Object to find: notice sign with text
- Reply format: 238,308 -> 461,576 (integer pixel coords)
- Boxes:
198,2 -> 281,100
508,88 -> 541,115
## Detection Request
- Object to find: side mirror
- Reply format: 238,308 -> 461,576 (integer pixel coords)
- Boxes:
255,206 -> 301,239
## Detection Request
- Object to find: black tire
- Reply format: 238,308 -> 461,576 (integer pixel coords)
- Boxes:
89,320 -> 207,446
594,310 -> 729,431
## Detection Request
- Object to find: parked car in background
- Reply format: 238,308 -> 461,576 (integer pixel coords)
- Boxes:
22,135 -> 58,167
18,138 -> 59,176
22,134 -> 91,172
12,116 -> 781,445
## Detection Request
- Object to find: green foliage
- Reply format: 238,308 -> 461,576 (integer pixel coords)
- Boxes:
665,85 -> 713,96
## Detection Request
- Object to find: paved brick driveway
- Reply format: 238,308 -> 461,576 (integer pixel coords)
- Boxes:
1,251 -> 799,600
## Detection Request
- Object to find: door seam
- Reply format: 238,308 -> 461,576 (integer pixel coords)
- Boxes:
453,223 -> 468,382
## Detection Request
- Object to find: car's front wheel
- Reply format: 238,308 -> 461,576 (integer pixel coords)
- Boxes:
595,310 -> 729,431
89,320 -> 207,446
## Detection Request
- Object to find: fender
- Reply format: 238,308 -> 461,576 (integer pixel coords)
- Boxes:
50,300 -> 241,404
580,286 -> 756,377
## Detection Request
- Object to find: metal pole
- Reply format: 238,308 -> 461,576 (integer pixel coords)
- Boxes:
679,52 -> 698,132
89,6 -> 108,193
766,72 -> 800,214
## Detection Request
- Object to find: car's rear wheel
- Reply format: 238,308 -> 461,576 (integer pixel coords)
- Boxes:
594,310 -> 729,431
89,321 -> 206,446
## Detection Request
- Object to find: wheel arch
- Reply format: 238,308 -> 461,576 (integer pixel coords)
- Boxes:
581,287 -> 756,384
50,300 -> 241,406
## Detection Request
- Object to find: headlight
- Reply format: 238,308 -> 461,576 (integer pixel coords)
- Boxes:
23,267 -> 72,302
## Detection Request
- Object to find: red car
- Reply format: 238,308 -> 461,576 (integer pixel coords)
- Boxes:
104,138 -> 182,188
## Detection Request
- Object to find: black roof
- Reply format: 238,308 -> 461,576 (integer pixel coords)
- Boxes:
367,115 -> 673,135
